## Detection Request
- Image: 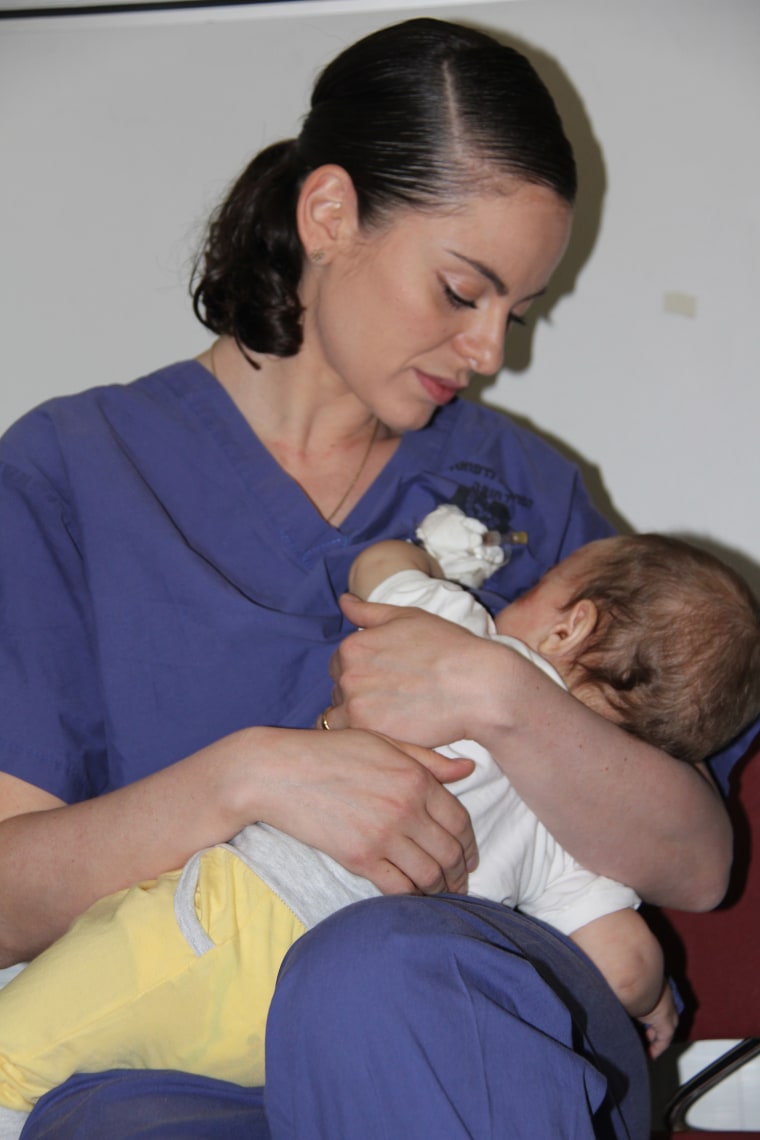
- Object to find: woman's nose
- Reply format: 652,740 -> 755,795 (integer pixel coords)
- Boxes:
454,313 -> 507,377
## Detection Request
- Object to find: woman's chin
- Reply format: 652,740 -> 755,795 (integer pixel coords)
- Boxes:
381,401 -> 442,436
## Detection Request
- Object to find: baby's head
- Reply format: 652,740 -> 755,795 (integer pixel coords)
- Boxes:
495,534 -> 760,763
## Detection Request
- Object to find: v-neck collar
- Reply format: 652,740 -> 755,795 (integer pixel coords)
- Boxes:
100,361 -> 460,597
171,360 -> 452,551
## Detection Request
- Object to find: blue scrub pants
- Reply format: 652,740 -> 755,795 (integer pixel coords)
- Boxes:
21,896 -> 649,1139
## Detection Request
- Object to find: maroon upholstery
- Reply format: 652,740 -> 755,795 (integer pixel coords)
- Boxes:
646,735 -> 760,1136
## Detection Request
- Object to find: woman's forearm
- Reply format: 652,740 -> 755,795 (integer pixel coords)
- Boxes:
0,729 -> 264,965
332,597 -> 733,912
0,724 -> 477,966
471,646 -> 732,910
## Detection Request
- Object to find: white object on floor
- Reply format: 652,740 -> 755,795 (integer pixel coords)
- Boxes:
674,1040 -> 760,1130
0,1109 -> 27,1140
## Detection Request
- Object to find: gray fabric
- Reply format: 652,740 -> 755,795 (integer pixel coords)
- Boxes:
0,1107 -> 27,1140
174,832 -> 380,956
231,827 -> 380,928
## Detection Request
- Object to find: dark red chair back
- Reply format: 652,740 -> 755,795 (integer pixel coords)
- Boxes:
648,735 -> 760,1137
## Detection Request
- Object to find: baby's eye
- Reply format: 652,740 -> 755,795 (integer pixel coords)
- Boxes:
508,313 -> 528,328
443,284 -> 477,311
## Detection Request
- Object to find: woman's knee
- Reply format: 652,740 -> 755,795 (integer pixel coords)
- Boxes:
264,896 -> 647,1139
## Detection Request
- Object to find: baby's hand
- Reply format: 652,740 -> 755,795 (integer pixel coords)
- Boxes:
415,504 -> 504,588
638,982 -> 679,1059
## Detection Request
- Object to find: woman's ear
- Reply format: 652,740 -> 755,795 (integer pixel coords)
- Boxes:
296,165 -> 359,263
538,599 -> 598,662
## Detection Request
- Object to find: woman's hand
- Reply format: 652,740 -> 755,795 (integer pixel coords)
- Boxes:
328,594 -> 732,911
254,726 -> 478,896
327,594 -> 501,745
0,723 -> 477,965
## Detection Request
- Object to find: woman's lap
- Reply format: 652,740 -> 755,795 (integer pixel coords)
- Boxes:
18,1071 -> 269,1139
21,895 -> 649,1139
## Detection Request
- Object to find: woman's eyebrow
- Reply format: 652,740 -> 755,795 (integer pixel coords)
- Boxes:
445,250 -> 547,303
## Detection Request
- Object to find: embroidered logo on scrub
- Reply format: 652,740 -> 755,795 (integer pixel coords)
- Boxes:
449,461 -> 531,543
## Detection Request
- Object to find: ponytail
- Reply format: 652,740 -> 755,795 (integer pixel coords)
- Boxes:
192,139 -> 306,358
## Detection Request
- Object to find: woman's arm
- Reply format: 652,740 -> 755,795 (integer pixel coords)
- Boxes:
328,596 -> 732,911
0,726 -> 476,966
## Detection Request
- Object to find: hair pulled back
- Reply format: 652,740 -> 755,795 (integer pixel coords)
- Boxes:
567,535 -> 760,764
192,17 -> 576,358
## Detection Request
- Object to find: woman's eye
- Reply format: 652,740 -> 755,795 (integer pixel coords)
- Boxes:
508,313 -> 528,328
443,284 -> 477,311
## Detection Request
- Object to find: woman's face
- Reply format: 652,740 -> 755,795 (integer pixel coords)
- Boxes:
301,180 -> 572,433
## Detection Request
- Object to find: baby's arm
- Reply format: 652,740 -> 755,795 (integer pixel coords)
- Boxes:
348,540 -> 442,600
570,908 -> 677,1059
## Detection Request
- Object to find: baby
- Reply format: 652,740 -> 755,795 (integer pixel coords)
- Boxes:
0,518 -> 758,1132
348,519 -> 760,1058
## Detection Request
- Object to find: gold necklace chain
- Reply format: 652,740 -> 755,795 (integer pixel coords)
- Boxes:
207,342 -> 378,527
325,417 -> 380,524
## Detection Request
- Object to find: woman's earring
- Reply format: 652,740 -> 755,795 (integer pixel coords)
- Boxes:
310,249 -> 326,264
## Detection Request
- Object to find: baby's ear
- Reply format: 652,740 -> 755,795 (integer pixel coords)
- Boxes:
539,599 -> 598,661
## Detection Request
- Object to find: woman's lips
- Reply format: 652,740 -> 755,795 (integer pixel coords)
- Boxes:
416,370 -> 463,405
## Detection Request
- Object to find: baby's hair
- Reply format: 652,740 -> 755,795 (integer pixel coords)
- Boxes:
565,535 -> 760,763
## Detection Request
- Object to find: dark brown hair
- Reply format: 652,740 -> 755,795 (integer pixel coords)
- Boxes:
191,18 -> 575,359
566,535 -> 760,763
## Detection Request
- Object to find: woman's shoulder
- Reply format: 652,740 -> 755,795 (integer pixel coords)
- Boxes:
429,398 -> 584,483
0,360 -> 206,469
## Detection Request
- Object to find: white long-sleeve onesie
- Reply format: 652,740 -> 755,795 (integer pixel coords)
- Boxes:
175,569 -> 638,953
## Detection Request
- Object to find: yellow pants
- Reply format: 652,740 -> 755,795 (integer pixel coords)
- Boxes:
0,846 -> 306,1111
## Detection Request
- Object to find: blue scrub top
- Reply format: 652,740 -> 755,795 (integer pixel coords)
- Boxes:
0,359 -> 748,803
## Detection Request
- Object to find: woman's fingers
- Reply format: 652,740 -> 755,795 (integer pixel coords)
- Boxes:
259,728 -> 477,897
370,848 -> 448,897
338,593 -> 404,629
329,595 -> 490,743
320,704 -> 341,731
391,741 -> 479,876
358,825 -> 469,896
351,740 -> 477,894
386,829 -> 467,895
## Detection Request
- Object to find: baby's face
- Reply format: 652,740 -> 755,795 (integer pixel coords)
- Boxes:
493,545 -> 593,650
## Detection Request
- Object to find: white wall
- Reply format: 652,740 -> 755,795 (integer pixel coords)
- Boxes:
2,0 -> 758,584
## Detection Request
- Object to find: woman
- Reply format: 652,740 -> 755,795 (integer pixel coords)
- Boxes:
0,18 -> 732,1139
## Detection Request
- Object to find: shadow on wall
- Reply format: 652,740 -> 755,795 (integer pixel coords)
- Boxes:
465,395 -> 760,601
461,23 -> 760,601
464,20 -> 608,375
459,23 -> 617,527
467,395 -> 635,535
